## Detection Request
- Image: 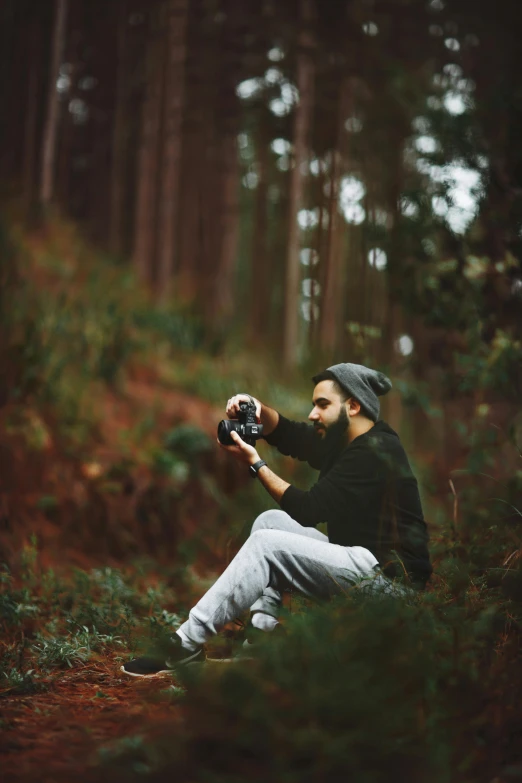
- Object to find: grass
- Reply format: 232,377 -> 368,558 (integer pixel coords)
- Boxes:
0,544 -> 196,695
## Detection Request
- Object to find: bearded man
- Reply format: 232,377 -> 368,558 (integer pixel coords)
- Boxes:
123,363 -> 432,676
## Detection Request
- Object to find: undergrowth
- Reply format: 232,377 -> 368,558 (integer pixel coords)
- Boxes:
0,540 -> 190,695
90,575 -> 522,783
0,212 -> 315,566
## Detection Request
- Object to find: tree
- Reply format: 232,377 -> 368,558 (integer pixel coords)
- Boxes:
109,0 -> 130,257
40,0 -> 68,206
156,0 -> 188,299
23,17 -> 42,213
282,0 -> 315,367
318,76 -> 352,358
132,5 -> 166,284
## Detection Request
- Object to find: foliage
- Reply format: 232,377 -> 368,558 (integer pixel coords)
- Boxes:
0,666 -> 45,696
92,582 -> 522,783
0,551 -> 189,683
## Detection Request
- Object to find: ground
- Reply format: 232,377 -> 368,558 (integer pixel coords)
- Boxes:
0,656 -> 182,781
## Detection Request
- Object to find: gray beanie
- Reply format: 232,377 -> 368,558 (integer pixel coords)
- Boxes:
324,363 -> 392,422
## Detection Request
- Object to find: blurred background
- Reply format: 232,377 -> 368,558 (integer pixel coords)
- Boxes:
1,1 -> 522,779
1,0 -> 521,553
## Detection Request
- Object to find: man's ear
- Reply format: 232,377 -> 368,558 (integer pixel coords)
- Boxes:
346,397 -> 361,417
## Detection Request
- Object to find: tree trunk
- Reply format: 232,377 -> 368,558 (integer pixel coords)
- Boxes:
155,0 -> 189,300
249,113 -> 270,341
204,0 -> 242,329
319,151 -> 342,357
318,76 -> 351,359
109,0 -> 129,257
210,129 -> 239,326
55,59 -> 75,206
282,0 -> 315,367
40,0 -> 68,206
23,20 -> 41,214
132,9 -> 166,284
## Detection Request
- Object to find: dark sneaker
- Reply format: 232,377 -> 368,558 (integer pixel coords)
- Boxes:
121,636 -> 202,677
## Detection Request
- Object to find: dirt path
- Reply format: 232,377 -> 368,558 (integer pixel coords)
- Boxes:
0,656 -> 183,782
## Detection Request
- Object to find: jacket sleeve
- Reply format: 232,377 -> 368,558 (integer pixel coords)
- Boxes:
280,446 -> 381,527
264,414 -> 323,470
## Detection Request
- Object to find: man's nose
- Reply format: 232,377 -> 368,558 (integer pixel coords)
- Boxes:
308,408 -> 319,421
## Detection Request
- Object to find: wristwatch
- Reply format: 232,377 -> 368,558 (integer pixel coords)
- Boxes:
249,459 -> 267,478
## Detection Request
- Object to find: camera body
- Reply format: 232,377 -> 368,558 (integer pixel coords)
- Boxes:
217,400 -> 264,447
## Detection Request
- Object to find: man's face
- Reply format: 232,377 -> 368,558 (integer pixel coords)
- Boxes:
308,380 -> 350,441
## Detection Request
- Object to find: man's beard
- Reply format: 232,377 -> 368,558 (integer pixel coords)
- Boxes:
317,406 -> 350,457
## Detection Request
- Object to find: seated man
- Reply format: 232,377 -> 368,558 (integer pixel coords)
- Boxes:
122,362 -> 432,676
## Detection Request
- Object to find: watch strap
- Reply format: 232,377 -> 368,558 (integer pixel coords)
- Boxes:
249,459 -> 267,478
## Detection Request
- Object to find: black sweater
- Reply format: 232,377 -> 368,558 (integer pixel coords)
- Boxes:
265,415 -> 432,588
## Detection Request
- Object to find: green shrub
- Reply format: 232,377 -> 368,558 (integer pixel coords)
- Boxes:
94,587 -> 513,783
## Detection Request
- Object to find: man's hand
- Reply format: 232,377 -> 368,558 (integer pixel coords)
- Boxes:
218,429 -> 290,503
217,430 -> 260,466
225,393 -> 280,437
225,393 -> 261,423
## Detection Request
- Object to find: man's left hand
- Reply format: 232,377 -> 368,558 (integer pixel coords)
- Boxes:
217,430 -> 260,466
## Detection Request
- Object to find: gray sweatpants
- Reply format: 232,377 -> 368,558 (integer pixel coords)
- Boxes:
177,510 -> 401,648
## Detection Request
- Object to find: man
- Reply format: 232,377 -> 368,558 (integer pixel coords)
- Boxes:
122,362 -> 432,677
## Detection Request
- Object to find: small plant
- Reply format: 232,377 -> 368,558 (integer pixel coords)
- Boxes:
0,566 -> 39,631
0,667 -> 45,696
32,631 -> 93,669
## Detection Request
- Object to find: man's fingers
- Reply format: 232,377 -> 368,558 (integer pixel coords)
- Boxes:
226,393 -> 261,423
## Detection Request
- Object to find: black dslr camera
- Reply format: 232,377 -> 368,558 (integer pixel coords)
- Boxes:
217,399 -> 264,447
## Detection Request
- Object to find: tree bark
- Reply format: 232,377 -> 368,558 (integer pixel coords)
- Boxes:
132,9 -> 166,284
210,129 -> 240,325
283,0 -> 315,367
23,19 -> 41,213
204,0 -> 242,329
109,0 -> 129,257
249,113 -> 270,341
318,76 -> 351,358
155,0 -> 189,300
40,0 -> 68,206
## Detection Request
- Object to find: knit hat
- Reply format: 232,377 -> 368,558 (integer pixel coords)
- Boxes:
323,363 -> 392,422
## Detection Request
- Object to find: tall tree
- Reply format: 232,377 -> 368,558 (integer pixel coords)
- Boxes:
156,0 -> 188,299
283,0 -> 315,367
318,76 -> 352,358
249,110 -> 271,342
23,18 -> 42,212
40,0 -> 68,206
109,0 -> 130,257
204,0 -> 243,327
132,6 -> 166,283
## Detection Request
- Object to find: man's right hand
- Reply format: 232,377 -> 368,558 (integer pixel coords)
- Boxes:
225,393 -> 262,423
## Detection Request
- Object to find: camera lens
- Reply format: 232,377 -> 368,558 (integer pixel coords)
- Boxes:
217,419 -> 236,445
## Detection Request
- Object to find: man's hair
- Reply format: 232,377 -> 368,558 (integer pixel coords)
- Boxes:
312,369 -> 372,419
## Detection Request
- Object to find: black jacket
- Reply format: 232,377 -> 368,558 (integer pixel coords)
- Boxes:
265,415 -> 432,588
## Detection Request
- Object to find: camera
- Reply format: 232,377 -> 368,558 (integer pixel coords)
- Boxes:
217,400 -> 264,447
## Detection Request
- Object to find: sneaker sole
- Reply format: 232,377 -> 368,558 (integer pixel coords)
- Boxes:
120,649 -> 203,677
120,666 -> 174,678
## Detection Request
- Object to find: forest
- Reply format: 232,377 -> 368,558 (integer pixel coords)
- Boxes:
1,0 -> 521,780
